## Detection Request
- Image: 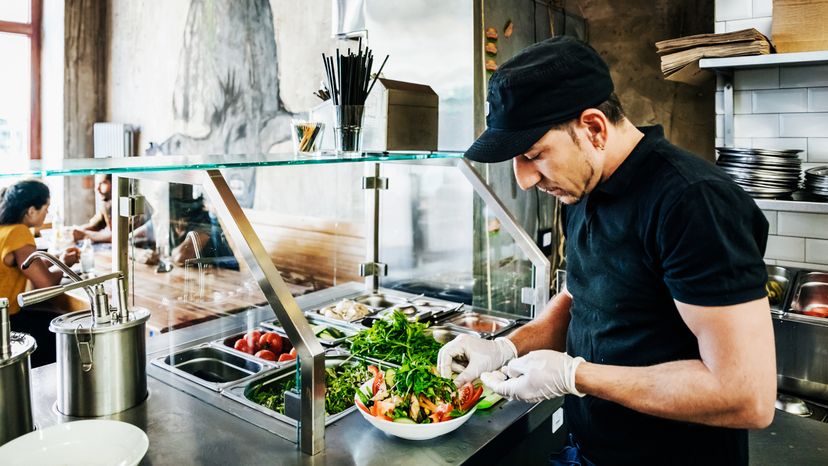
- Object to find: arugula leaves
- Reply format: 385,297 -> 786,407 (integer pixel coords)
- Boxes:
348,310 -> 442,365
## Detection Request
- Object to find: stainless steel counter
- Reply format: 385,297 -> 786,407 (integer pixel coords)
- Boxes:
27,284 -> 566,465
25,282 -> 828,464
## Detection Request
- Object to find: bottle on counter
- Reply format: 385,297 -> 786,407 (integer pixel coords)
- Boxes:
80,238 -> 95,274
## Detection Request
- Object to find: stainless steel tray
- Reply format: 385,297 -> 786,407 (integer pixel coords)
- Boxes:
221,352 -> 392,426
425,325 -> 481,344
260,316 -> 358,347
443,312 -> 515,338
214,327 -> 295,364
307,296 -> 380,326
151,343 -> 274,392
767,265 -> 796,314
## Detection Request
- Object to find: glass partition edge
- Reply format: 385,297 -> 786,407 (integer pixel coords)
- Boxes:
0,151 -> 464,178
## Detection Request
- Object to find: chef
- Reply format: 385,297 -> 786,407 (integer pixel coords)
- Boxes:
438,36 -> 775,465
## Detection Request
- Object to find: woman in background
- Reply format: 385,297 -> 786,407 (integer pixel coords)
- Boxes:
0,179 -> 79,367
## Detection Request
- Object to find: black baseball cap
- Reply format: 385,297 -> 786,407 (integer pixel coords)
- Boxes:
465,36 -> 614,163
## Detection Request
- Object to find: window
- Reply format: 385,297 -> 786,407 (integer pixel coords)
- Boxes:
0,0 -> 41,164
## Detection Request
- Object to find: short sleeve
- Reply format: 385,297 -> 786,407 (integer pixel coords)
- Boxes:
0,224 -> 36,259
657,181 -> 769,307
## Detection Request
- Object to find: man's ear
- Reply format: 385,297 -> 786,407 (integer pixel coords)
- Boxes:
579,109 -> 608,150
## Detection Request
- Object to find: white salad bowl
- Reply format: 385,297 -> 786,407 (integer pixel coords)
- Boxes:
354,394 -> 477,440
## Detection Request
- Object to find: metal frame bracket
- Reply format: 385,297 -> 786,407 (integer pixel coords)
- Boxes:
359,262 -> 388,277
118,194 -> 146,217
362,176 -> 388,190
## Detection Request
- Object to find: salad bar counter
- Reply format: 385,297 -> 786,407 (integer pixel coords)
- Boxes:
26,283 -> 567,465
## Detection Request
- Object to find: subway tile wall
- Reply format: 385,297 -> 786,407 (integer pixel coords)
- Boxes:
715,1 -> 828,270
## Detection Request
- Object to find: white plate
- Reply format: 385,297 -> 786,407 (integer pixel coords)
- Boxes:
0,420 -> 149,466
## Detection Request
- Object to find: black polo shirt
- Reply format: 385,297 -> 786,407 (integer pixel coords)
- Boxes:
563,126 -> 769,466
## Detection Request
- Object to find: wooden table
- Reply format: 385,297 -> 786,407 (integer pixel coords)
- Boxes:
67,246 -> 313,334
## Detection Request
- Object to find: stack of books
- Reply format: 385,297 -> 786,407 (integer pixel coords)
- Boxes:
656,29 -> 773,85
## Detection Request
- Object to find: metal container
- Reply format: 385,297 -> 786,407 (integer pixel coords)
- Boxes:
0,299 -> 36,445
217,328 -> 294,363
443,312 -> 515,338
260,317 -> 355,347
151,344 -> 271,392
766,265 -> 795,314
425,325 -> 480,344
222,353 -> 390,426
50,308 -> 150,417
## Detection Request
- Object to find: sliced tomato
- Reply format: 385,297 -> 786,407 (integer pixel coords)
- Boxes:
456,383 -> 475,408
367,365 -> 384,396
431,403 -> 452,423
460,386 -> 484,412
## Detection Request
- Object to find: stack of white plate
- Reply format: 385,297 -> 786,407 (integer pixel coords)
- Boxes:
804,166 -> 828,198
715,147 -> 802,198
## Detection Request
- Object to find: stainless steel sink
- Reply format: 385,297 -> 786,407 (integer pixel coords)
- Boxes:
151,344 -> 274,391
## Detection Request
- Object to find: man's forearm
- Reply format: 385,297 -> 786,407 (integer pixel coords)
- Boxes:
509,291 -> 571,355
576,359 -> 769,429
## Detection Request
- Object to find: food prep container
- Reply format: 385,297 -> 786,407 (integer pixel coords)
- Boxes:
424,325 -> 480,344
260,316 -> 357,347
217,327 -> 294,363
766,265 -> 795,314
0,300 -> 36,445
151,344 -> 273,392
791,283 -> 828,318
309,297 -> 379,325
443,312 -> 515,338
221,353 -> 390,426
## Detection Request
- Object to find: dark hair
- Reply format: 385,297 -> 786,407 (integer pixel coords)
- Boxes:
0,179 -> 51,225
550,92 -> 626,138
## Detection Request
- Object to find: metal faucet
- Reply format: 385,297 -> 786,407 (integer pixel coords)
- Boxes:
18,252 -> 129,324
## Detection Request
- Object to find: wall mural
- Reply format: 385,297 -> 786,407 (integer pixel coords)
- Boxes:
159,0 -> 293,207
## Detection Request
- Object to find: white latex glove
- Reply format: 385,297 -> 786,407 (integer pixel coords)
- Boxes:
480,350 -> 586,403
437,335 -> 517,386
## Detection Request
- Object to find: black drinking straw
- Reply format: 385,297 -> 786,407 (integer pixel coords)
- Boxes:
322,44 -> 389,106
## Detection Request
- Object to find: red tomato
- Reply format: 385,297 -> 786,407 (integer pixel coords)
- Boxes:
278,353 -> 296,362
255,349 -> 276,361
367,365 -> 383,396
289,347 -> 297,356
456,383 -> 474,407
259,332 -> 283,354
460,386 -> 484,412
233,338 -> 252,354
245,330 -> 262,352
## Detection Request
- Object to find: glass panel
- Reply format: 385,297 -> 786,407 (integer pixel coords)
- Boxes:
0,1 -> 30,23
0,32 -> 30,168
0,151 -> 464,178
377,160 -> 535,317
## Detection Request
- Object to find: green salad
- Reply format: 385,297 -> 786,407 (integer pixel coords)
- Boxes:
348,310 -> 442,364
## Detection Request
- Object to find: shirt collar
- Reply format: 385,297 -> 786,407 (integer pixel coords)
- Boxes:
593,125 -> 664,196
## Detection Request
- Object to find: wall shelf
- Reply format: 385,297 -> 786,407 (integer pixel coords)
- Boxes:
754,198 -> 828,214
699,51 -> 828,70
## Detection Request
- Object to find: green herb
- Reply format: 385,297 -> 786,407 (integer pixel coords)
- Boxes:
348,310 -> 442,364
248,363 -> 370,416
393,357 -> 456,405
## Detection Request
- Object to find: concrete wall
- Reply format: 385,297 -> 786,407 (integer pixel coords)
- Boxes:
714,0 -> 828,271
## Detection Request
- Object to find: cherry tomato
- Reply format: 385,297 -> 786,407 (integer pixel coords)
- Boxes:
259,332 -> 283,354
245,330 -> 262,352
233,338 -> 252,354
255,349 -> 276,361
278,353 -> 296,362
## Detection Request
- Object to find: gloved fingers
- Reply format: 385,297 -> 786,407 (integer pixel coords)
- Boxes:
481,370 -> 522,399
454,366 -> 483,387
450,362 -> 467,374
502,364 -> 524,380
437,337 -> 469,378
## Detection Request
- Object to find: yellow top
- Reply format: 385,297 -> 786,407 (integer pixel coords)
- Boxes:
0,224 -> 35,315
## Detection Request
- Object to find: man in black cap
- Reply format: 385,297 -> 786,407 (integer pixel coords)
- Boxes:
438,36 -> 774,465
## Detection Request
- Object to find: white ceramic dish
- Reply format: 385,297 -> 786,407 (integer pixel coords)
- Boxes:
0,420 -> 149,466
354,387 -> 476,440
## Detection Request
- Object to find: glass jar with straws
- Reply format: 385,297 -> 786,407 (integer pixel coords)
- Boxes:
322,40 -> 388,155
290,119 -> 325,156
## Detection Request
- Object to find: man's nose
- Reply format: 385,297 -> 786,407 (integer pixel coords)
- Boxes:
513,157 -> 541,191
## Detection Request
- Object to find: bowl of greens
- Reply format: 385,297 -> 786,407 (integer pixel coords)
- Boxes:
354,358 -> 483,440
348,310 -> 443,364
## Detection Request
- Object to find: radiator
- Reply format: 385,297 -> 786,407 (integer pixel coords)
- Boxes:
93,123 -> 134,158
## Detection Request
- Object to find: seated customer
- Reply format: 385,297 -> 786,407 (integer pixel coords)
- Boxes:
168,195 -> 238,270
72,174 -> 154,246
0,180 -> 79,367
